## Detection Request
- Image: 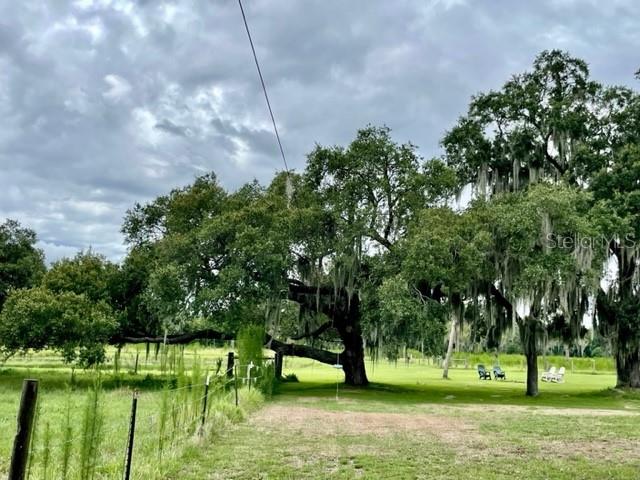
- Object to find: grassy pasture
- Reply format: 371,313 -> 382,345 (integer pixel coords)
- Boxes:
1,349 -> 639,479
177,354 -> 640,479
0,349 -> 263,479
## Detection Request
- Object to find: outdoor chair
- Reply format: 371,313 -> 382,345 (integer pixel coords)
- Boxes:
552,366 -> 566,383
541,366 -> 557,382
477,364 -> 491,380
492,366 -> 506,380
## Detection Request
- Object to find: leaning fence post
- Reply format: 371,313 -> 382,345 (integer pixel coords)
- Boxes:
199,375 -> 211,436
8,379 -> 39,480
123,390 -> 138,480
226,352 -> 235,378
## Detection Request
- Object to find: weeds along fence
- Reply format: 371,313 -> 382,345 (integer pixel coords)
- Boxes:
7,353 -> 273,480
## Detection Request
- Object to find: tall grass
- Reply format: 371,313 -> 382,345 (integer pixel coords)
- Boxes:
40,422 -> 51,480
157,383 -> 170,458
2,347 -> 267,479
237,325 -> 276,395
79,378 -> 104,480
60,390 -> 73,480
237,325 -> 265,370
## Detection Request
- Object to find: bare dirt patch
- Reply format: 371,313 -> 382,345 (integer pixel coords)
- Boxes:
248,403 -> 640,466
250,405 -> 485,450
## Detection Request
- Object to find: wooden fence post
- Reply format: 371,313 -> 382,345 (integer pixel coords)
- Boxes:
123,390 -> 138,480
9,379 -> 39,480
134,352 -> 139,375
274,351 -> 283,379
226,352 -> 235,378
234,363 -> 239,407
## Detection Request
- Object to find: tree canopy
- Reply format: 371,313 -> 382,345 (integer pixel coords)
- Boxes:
1,51 -> 640,393
0,219 -> 45,308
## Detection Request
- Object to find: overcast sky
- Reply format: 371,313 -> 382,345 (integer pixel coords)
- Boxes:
1,0 -> 639,263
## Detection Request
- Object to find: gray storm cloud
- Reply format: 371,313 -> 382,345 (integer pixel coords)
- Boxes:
1,0 -> 638,262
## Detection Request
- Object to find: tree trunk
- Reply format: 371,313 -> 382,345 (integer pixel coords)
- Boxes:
335,295 -> 369,387
520,317 -> 539,397
615,349 -> 640,388
442,293 -> 462,380
442,318 -> 456,379
596,287 -> 640,389
287,280 -> 369,387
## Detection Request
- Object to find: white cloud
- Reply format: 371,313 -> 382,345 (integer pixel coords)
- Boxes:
102,74 -> 132,101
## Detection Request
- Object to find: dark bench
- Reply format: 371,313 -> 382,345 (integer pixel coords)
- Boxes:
493,366 -> 506,380
477,364 -> 491,380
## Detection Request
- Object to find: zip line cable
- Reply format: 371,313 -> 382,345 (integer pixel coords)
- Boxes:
238,0 -> 289,174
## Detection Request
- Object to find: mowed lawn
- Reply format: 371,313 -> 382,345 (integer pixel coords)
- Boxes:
171,359 -> 640,480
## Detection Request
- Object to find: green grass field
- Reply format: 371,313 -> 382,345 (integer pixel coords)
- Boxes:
2,349 -> 639,479
0,349 -> 263,479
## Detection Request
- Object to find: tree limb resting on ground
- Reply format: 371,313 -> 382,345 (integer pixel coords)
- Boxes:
266,334 -> 339,366
111,328 -> 339,367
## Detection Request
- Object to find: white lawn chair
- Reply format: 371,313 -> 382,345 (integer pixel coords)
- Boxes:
541,366 -> 556,382
552,366 -> 566,383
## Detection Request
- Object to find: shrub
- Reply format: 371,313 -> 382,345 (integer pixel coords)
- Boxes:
282,373 -> 299,383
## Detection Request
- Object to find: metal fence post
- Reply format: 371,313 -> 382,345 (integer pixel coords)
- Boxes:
8,379 -> 39,480
199,375 -> 211,436
123,390 -> 138,480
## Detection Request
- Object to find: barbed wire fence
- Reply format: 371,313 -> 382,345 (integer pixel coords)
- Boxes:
7,353 -> 273,480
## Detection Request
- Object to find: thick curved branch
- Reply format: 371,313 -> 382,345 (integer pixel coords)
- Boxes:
416,281 -> 446,303
111,328 -> 340,367
489,284 -> 520,324
290,321 -> 333,340
111,329 -> 233,345
287,279 -> 335,296
287,279 -> 348,321
368,230 -> 394,251
544,132 -> 567,175
266,335 -> 339,366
